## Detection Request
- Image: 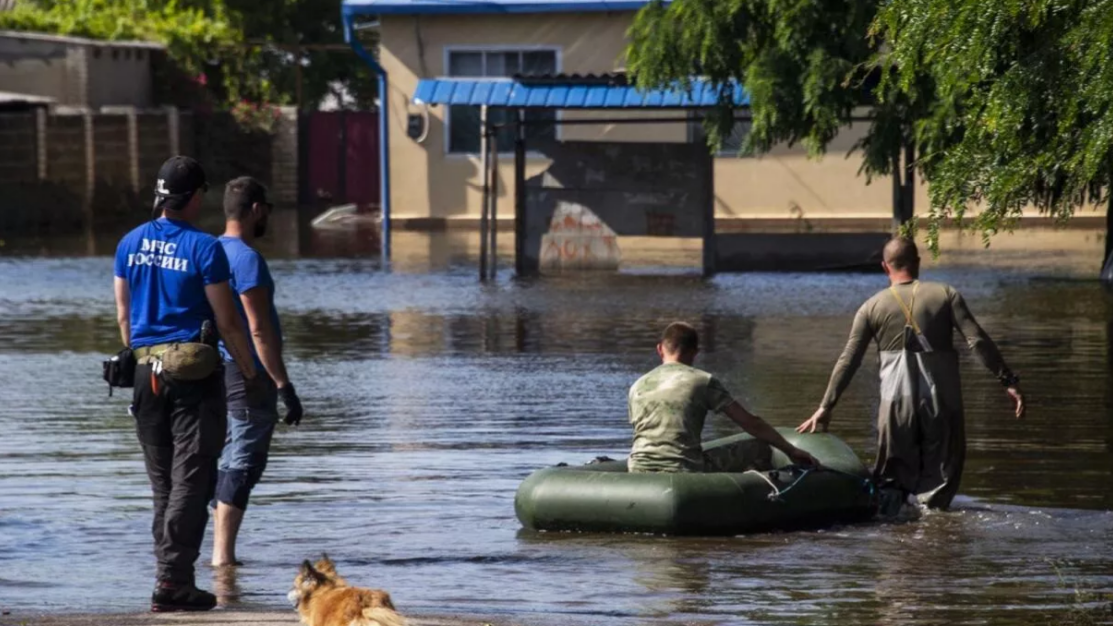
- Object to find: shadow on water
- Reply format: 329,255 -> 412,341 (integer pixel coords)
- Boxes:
0,221 -> 1111,623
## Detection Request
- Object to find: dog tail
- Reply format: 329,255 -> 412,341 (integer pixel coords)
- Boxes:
361,607 -> 407,626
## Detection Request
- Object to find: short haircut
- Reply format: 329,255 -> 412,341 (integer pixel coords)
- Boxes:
661,322 -> 699,355
157,195 -> 191,213
223,176 -> 269,220
883,237 -> 920,271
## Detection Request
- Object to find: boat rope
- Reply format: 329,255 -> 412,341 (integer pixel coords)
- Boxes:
747,467 -> 813,502
824,467 -> 877,497
747,466 -> 876,502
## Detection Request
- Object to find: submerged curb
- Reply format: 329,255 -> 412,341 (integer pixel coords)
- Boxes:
0,611 -> 512,626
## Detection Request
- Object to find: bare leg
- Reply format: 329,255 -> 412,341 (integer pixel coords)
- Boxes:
211,502 -> 245,567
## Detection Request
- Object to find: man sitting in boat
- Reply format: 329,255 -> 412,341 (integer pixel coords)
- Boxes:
627,322 -> 819,473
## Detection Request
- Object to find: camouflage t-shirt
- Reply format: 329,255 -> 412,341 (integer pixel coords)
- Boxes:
627,362 -> 735,473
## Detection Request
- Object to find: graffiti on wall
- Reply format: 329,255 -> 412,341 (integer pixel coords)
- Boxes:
539,202 -> 621,271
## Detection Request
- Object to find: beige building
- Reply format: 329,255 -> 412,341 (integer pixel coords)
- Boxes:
341,0 -> 924,231
341,0 -> 1106,237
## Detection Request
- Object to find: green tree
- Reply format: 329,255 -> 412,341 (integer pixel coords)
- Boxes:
626,0 -> 938,229
875,0 -> 1113,269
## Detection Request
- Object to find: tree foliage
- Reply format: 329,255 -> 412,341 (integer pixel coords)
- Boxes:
627,0 -> 1113,263
217,0 -> 378,110
875,0 -> 1113,253
626,0 -> 931,187
0,0 -> 377,121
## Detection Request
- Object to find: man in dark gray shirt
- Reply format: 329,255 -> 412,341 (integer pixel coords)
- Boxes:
798,237 -> 1025,511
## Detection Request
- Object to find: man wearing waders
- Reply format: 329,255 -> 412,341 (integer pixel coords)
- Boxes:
796,237 -> 1025,514
114,156 -> 261,611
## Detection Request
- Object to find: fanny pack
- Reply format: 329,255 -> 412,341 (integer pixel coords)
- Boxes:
139,342 -> 220,381
102,347 -> 137,396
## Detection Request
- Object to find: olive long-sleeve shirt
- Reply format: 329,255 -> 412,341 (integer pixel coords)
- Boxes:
820,280 -> 1011,410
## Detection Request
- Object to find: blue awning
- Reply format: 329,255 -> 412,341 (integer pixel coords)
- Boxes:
412,78 -> 748,108
342,0 -> 654,16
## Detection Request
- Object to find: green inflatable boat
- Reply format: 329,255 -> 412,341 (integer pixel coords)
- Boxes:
515,429 -> 875,536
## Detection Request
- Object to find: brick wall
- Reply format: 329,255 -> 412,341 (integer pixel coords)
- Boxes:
46,112 -> 90,201
90,112 -> 136,223
270,107 -> 298,205
192,112 -> 273,187
137,111 -> 173,204
0,111 -> 85,233
0,112 -> 37,184
0,107 -> 299,235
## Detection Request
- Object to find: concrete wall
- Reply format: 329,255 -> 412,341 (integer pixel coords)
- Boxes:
0,34 -> 84,103
0,32 -> 159,107
377,12 -> 914,227
521,140 -> 711,272
0,111 -> 37,184
85,44 -> 156,108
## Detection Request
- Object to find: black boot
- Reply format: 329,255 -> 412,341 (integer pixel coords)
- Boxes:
875,487 -> 922,521
151,580 -> 217,612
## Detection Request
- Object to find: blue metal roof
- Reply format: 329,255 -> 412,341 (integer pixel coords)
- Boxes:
342,0 -> 652,16
412,78 -> 748,108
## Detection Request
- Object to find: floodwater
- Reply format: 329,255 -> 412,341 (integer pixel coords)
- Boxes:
1,217 -> 1111,625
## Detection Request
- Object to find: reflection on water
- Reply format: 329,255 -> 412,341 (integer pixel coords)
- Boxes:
0,219 -> 1111,624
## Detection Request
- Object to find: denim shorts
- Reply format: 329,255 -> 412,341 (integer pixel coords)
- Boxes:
214,405 -> 278,509
219,406 -> 278,472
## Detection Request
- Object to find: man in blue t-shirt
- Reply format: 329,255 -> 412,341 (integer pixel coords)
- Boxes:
210,176 -> 304,568
114,156 -> 261,612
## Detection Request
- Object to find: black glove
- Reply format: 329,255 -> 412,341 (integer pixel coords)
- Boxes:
278,383 -> 304,426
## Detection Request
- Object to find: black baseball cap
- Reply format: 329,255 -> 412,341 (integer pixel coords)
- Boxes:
155,156 -> 208,199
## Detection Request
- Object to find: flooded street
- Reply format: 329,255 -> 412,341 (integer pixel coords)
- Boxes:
1,221 -> 1111,625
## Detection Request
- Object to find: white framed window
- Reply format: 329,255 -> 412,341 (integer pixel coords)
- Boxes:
445,48 -> 560,155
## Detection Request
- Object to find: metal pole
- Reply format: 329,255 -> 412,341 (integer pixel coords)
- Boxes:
378,71 -> 391,262
702,148 -> 716,277
489,122 -> 499,280
514,110 -> 527,277
891,147 -> 903,232
903,139 -> 915,223
479,105 -> 490,281
343,14 -> 391,263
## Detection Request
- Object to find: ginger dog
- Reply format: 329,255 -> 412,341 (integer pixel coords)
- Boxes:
288,555 -> 405,626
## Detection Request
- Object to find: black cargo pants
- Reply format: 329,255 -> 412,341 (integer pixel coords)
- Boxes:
133,362 -> 226,584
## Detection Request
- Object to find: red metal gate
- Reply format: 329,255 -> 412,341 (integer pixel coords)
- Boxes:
302,111 -> 380,209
